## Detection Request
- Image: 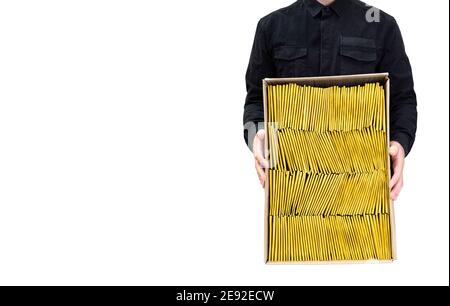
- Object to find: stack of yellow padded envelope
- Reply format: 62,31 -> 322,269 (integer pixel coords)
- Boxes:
266,82 -> 392,262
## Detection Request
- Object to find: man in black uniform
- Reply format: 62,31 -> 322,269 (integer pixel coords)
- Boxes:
243,0 -> 417,200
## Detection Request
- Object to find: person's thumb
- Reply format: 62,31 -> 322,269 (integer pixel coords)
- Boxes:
389,144 -> 398,156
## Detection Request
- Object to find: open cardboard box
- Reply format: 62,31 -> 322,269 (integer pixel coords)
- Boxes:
262,73 -> 396,264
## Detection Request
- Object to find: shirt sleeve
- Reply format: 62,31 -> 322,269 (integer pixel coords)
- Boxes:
379,18 -> 417,156
243,19 -> 274,151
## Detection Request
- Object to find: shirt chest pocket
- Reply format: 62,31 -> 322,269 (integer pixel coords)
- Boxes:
339,36 -> 377,75
273,46 -> 310,77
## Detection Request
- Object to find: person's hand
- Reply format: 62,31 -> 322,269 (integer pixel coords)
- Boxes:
253,129 -> 269,187
389,141 -> 405,201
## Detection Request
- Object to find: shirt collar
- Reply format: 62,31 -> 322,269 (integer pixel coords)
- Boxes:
303,0 -> 347,18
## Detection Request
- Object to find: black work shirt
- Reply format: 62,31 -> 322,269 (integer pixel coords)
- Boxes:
243,0 -> 417,156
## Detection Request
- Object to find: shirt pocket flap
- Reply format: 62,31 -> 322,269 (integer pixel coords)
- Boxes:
340,49 -> 376,62
340,36 -> 376,62
273,46 -> 307,60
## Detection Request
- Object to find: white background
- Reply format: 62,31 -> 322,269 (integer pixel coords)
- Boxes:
0,0 -> 448,286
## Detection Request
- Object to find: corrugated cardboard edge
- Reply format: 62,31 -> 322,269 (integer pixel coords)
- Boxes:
263,79 -> 269,263
385,77 -> 397,260
266,259 -> 393,265
262,73 -> 395,264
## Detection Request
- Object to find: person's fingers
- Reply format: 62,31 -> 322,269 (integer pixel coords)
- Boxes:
389,161 -> 401,189
253,132 -> 269,169
389,147 -> 405,189
253,141 -> 263,158
255,160 -> 266,187
389,157 -> 405,188
389,156 -> 402,189
253,131 -> 267,187
256,172 -> 263,186
390,176 -> 404,200
255,153 -> 269,169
